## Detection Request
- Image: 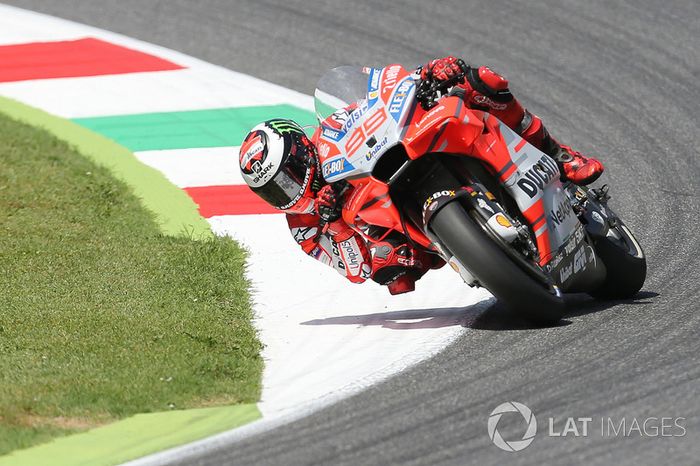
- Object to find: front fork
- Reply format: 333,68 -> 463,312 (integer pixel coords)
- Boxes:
419,180 -> 539,287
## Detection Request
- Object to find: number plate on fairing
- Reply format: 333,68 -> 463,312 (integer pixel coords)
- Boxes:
317,65 -> 418,183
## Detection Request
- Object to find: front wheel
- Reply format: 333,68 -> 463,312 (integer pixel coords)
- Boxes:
589,223 -> 647,299
430,202 -> 565,325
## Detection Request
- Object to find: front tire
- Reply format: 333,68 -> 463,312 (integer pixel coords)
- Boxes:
430,202 -> 565,325
590,224 -> 646,299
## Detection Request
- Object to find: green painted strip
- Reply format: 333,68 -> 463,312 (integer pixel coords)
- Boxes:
73,104 -> 317,152
0,404 -> 260,466
0,96 -> 212,239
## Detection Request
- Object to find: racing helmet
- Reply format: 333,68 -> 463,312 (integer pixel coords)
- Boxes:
239,119 -> 317,213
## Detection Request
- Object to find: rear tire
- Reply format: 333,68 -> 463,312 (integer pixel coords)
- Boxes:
430,202 -> 565,325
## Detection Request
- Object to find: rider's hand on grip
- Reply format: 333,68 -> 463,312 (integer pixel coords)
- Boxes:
420,56 -> 468,83
315,184 -> 341,223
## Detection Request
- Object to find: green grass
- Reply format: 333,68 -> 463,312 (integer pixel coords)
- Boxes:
0,112 -> 262,456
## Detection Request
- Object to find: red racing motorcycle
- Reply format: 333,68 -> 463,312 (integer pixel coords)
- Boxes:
313,64 -> 646,324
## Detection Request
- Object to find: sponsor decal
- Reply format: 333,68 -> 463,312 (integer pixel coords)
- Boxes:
382,65 -> 402,93
278,165 -> 312,210
560,244 -> 587,283
266,119 -> 304,135
322,157 -> 355,178
331,242 -> 345,270
423,189 -> 455,211
342,103 -> 369,133
368,67 -> 382,107
369,68 -> 381,93
516,155 -> 561,199
560,262 -> 573,283
496,214 -> 512,228
586,244 -> 597,266
292,227 -> 318,243
388,79 -> 414,121
478,197 -> 495,214
564,225 -> 585,255
317,141 -> 331,159
473,94 -> 508,111
239,130 -> 267,175
340,238 -> 361,273
251,161 -> 274,184
365,136 -> 388,161
322,127 -> 342,141
416,104 -> 446,129
550,197 -> 573,226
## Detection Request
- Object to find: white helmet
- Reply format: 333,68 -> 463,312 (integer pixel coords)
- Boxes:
239,119 -> 317,213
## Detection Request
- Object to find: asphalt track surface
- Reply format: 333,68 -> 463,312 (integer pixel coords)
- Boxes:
7,1 -> 699,464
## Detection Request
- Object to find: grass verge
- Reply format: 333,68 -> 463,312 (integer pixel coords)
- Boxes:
0,111 -> 262,456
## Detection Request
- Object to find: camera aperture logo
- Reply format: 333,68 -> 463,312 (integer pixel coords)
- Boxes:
488,401 -> 537,452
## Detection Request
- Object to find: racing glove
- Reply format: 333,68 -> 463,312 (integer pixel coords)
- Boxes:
420,56 -> 468,83
314,184 -> 342,223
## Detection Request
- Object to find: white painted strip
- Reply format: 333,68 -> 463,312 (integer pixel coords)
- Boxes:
207,214 -> 490,417
135,147 -> 243,188
0,68 -> 312,119
0,4 -> 314,114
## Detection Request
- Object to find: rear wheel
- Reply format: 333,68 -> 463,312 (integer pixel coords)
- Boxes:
430,201 -> 565,325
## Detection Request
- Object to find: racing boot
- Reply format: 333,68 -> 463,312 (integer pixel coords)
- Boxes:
553,144 -> 604,185
519,110 -> 604,185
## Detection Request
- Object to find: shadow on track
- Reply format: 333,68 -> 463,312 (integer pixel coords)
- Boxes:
301,291 -> 658,331
300,298 -> 495,330
472,290 -> 659,331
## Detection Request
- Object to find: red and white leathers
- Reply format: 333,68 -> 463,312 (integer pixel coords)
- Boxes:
286,194 -> 439,294
284,57 -> 604,294
286,211 -> 372,284
423,56 -> 604,185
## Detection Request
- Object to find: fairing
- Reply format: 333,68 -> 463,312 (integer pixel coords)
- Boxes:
313,64 -> 592,281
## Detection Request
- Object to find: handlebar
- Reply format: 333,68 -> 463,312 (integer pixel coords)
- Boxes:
415,58 -> 470,110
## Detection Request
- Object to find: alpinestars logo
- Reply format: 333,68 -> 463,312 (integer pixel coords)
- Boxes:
488,402 -> 537,452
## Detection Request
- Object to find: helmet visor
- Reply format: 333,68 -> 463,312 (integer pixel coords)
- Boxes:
252,155 -> 312,210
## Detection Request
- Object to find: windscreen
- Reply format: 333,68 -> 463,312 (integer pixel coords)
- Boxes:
313,66 -> 370,122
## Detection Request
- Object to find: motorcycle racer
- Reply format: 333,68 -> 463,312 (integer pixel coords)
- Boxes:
238,57 -> 604,295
